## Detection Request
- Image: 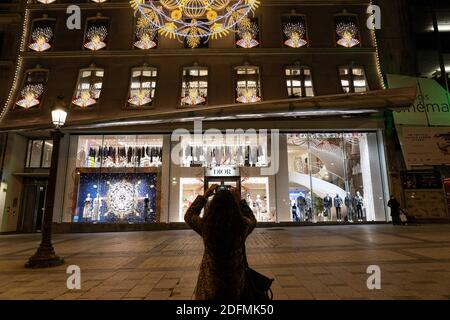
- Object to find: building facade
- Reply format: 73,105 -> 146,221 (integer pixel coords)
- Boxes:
0,0 -> 415,233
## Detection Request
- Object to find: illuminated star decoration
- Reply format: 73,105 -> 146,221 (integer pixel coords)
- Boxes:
236,20 -> 259,48
16,84 -> 44,109
134,17 -> 157,49
283,22 -> 307,48
336,22 -> 360,48
72,85 -> 100,108
128,89 -> 152,106
182,87 -> 206,105
129,0 -> 261,48
29,27 -> 53,52
84,25 -> 108,51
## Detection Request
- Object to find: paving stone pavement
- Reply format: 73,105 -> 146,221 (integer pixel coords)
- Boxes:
1,224 -> 450,300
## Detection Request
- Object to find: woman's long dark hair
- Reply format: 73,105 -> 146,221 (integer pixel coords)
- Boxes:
203,190 -> 244,252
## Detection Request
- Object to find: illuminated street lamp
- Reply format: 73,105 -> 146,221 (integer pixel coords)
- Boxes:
25,96 -> 67,268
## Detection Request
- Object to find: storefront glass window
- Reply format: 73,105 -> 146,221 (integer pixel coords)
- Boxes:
25,139 -> 53,168
63,134 -> 163,224
287,132 -> 387,223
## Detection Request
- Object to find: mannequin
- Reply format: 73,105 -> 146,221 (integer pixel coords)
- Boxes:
323,194 -> 332,219
354,191 -> 364,221
246,194 -> 253,209
292,203 -> 299,222
334,194 -> 343,222
305,192 -> 312,222
345,192 -> 354,222
144,194 -> 150,222
83,193 -> 92,221
296,194 -> 307,222
91,193 -> 101,222
255,194 -> 262,221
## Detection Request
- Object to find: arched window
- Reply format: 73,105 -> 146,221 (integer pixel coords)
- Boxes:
15,67 -> 48,109
72,66 -> 104,108
285,65 -> 314,98
128,66 -> 157,108
234,65 -> 261,103
181,66 -> 208,106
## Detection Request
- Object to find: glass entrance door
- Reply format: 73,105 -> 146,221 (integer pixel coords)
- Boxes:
19,178 -> 48,232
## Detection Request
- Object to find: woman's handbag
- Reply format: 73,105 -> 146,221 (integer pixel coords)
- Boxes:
242,245 -> 274,300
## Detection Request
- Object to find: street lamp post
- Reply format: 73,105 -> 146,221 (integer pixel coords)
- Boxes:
25,98 -> 67,268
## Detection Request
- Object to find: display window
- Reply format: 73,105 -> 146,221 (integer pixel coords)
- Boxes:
179,177 -> 204,220
241,177 -> 273,222
63,135 -> 163,224
287,132 -> 387,223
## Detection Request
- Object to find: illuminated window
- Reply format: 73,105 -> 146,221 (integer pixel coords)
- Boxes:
83,16 -> 109,51
236,18 -> 260,49
29,17 -> 56,52
181,66 -> 208,106
134,16 -> 157,50
339,65 -> 368,93
128,66 -> 157,108
15,68 -> 48,109
334,13 -> 360,48
285,65 -> 314,98
282,14 -> 308,48
25,139 -> 53,168
235,66 -> 261,103
72,67 -> 104,108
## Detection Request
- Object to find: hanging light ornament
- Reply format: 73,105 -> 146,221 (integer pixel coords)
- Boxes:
182,87 -> 206,105
283,22 -> 307,48
91,0 -> 108,3
29,27 -> 53,52
129,0 -> 261,48
336,22 -> 360,48
84,25 -> 108,51
134,17 -> 157,49
37,0 -> 56,3
72,86 -> 99,108
236,20 -> 259,48
236,87 -> 260,103
128,89 -> 152,106
16,84 -> 44,109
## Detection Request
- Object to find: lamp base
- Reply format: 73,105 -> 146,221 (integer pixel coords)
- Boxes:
25,245 -> 65,268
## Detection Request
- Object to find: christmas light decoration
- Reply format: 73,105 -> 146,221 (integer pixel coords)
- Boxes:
182,88 -> 206,105
72,86 -> 99,108
283,22 -> 307,48
128,89 -> 152,106
336,22 -> 360,48
129,0 -> 261,48
236,20 -> 259,48
29,27 -> 53,52
236,87 -> 260,103
16,84 -> 44,109
37,0 -> 57,4
84,25 -> 108,51
134,17 -> 157,49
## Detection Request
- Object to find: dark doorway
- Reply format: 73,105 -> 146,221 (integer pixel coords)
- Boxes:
19,178 -> 48,232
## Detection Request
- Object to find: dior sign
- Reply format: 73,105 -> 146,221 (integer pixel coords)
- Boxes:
205,166 -> 240,177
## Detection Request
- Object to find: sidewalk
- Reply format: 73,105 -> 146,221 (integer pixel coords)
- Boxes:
0,224 -> 450,300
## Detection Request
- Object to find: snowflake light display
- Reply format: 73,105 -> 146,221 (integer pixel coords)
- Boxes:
16,84 -> 44,109
29,27 -> 53,52
105,180 -> 137,218
129,0 -> 261,48
84,25 -> 108,51
336,22 -> 360,48
283,22 -> 307,48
